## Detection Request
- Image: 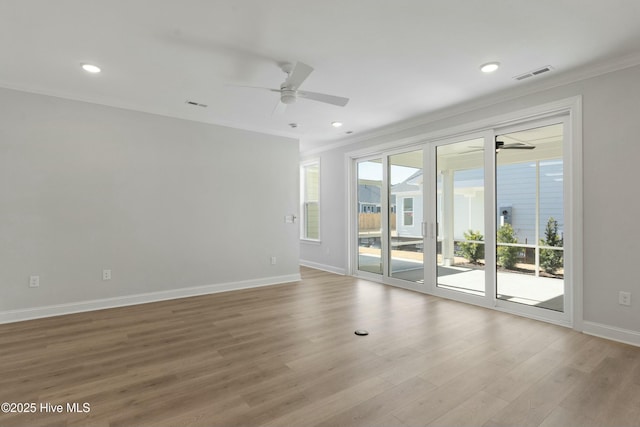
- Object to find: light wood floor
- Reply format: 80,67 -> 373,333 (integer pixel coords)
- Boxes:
1,267 -> 639,427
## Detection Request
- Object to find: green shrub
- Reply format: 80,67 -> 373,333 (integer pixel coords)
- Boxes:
457,230 -> 484,264
540,217 -> 563,274
497,224 -> 519,269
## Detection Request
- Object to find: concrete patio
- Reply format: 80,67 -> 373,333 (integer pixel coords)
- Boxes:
358,253 -> 564,312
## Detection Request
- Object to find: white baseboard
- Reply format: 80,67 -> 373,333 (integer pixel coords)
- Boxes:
299,260 -> 346,275
0,273 -> 301,324
583,321 -> 640,347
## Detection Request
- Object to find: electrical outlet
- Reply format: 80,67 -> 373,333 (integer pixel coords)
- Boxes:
103,269 -> 112,281
270,256 -> 277,265
29,275 -> 40,288
619,291 -> 631,306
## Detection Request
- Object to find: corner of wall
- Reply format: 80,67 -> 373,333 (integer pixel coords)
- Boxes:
299,260 -> 346,275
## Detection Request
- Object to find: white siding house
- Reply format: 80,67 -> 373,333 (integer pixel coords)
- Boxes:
392,159 -> 563,243
392,171 -> 423,238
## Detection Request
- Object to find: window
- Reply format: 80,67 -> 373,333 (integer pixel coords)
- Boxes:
403,197 -> 414,226
301,160 -> 320,240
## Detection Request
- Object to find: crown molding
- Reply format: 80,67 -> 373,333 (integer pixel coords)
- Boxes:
300,51 -> 640,157
0,83 -> 299,142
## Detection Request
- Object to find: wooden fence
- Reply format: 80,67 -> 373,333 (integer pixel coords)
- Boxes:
358,213 -> 396,231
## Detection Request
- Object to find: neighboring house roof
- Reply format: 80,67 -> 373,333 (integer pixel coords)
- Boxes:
358,184 -> 381,205
392,170 -> 484,195
391,169 -> 423,193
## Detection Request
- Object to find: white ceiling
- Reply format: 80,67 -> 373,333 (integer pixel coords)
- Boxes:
2,1 -> 640,152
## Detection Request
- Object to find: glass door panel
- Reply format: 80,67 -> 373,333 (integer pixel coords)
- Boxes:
357,159 -> 383,274
389,150 -> 424,283
496,123 -> 564,311
436,138 -> 485,296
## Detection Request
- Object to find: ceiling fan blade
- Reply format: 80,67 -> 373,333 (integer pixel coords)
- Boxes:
297,90 -> 349,107
226,84 -> 281,93
496,139 -> 535,150
285,62 -> 314,89
459,148 -> 484,154
272,100 -> 287,115
502,144 -> 536,150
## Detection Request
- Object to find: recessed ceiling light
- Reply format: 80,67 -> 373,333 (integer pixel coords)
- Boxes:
331,121 -> 343,128
81,64 -> 101,73
480,62 -> 500,73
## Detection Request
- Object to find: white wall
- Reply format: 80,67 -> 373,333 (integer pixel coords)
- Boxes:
299,150 -> 348,274
301,63 -> 640,344
0,88 -> 300,320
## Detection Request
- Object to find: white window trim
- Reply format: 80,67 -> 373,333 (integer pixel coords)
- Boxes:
403,197 -> 414,226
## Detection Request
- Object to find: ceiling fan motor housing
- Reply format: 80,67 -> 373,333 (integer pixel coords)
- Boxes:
280,86 -> 297,104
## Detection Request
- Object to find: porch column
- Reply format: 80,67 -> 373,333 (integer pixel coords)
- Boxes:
442,169 -> 455,266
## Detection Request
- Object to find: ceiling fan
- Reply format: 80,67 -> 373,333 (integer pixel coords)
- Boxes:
460,137 -> 536,154
235,61 -> 349,113
495,138 -> 536,150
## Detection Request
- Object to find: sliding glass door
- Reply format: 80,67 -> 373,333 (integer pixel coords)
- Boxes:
389,150 -> 424,283
357,158 -> 384,275
435,138 -> 486,296
495,123 -> 565,312
352,114 -> 573,324
355,150 -> 425,284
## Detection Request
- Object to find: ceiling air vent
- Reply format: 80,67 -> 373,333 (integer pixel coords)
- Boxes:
514,65 -> 554,81
185,100 -> 208,108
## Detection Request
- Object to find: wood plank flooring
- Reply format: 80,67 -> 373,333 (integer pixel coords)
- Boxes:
1,266 -> 639,426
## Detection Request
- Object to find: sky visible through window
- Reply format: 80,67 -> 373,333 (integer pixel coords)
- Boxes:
359,162 -> 418,185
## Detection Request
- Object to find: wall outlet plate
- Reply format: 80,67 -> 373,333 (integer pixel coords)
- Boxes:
103,269 -> 112,281
29,275 -> 40,288
619,291 -> 631,306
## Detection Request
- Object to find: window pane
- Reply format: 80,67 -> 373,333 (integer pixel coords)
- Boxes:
305,202 -> 319,240
358,160 -> 383,274
403,197 -> 414,226
389,150 -> 423,283
436,138 -> 485,296
305,163 -> 319,202
301,161 -> 320,240
496,123 -> 564,312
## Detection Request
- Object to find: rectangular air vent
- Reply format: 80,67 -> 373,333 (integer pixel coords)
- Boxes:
514,65 -> 554,81
185,100 -> 208,108
515,73 -> 533,81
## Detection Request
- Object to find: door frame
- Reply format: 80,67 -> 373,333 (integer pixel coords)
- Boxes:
345,96 -> 582,329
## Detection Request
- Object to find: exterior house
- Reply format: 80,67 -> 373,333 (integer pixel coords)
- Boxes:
391,160 -> 564,246
391,170 -> 423,239
357,183 -> 384,213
